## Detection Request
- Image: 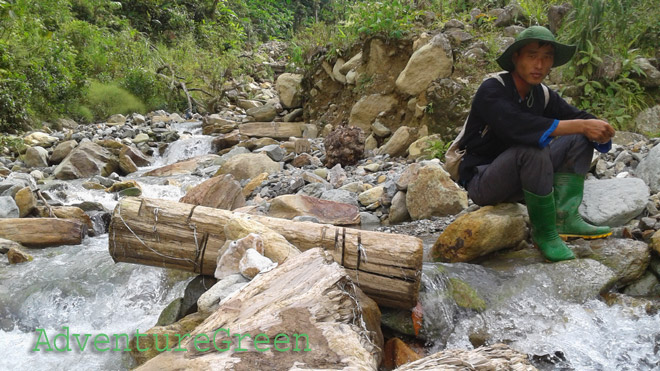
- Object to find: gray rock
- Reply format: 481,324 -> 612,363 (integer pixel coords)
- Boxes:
635,143 -> 660,193
548,3 -> 572,33
246,104 -> 277,122
196,274 -> 249,316
254,144 -> 286,162
371,120 -> 391,138
374,126 -> 419,158
503,25 -> 525,37
297,182 -> 331,198
579,238 -> 650,286
623,271 -> 660,297
155,298 -> 183,327
53,141 -> 119,180
359,212 -> 380,226
634,105 -> 660,135
612,131 -> 647,146
406,163 -> 468,220
580,177 -> 650,226
275,73 -> 303,109
388,191 -> 410,224
635,58 -> 660,88
320,189 -> 359,206
395,33 -> 453,96
493,4 -> 527,27
24,146 -> 49,168
216,152 -> 280,181
180,275 -> 217,317
0,196 -> 19,218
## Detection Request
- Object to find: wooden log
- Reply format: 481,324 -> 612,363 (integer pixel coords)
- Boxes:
0,218 -> 85,248
109,197 -> 423,309
238,122 -> 304,139
136,248 -> 381,370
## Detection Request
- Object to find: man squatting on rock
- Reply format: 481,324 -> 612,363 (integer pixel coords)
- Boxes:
456,26 -> 615,262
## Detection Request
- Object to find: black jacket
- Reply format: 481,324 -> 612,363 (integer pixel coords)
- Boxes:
458,72 -> 599,185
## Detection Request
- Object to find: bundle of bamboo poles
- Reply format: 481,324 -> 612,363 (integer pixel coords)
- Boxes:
108,197 -> 423,309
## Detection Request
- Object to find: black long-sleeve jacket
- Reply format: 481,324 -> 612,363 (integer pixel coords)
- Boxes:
457,72 -> 609,185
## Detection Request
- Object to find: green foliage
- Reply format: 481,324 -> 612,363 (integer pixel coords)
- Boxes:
83,81 -> 146,121
0,135 -> 27,156
425,139 -> 452,161
559,0 -> 657,130
348,0 -> 420,39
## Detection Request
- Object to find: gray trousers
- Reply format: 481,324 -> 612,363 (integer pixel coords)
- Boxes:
466,135 -> 593,206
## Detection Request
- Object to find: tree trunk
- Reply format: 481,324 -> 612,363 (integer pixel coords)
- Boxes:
136,248 -> 381,370
0,218 -> 85,248
109,197 -> 422,309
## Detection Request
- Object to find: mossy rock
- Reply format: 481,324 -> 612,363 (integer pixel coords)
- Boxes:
449,278 -> 486,311
380,307 -> 415,337
155,297 -> 183,327
118,187 -> 142,197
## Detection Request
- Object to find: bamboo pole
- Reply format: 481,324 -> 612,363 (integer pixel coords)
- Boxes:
109,197 -> 423,309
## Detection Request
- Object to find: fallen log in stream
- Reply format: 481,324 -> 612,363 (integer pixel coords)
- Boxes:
108,197 -> 423,309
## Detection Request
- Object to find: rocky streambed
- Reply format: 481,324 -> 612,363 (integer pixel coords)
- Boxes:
0,108 -> 658,370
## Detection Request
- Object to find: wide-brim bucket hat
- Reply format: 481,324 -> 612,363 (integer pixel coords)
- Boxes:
496,26 -> 577,71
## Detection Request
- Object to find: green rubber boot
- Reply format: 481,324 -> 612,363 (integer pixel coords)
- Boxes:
523,189 -> 575,262
553,173 -> 612,240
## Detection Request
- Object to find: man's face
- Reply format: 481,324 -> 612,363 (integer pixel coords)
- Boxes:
512,41 -> 554,86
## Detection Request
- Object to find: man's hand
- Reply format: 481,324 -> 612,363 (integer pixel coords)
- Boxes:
582,119 -> 615,143
554,119 -> 615,143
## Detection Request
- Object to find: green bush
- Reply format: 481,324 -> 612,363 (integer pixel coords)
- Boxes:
84,81 -> 146,121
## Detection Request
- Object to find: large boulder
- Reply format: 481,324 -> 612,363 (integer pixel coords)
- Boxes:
635,58 -> 660,88
268,194 -> 361,225
23,146 -> 49,167
119,145 -> 151,167
0,196 -> 19,218
14,187 -> 37,217
348,94 -> 398,133
203,115 -> 239,135
23,132 -> 58,147
374,126 -> 420,158
579,238 -> 650,286
179,174 -> 245,210
388,191 -> 411,224
136,248 -> 381,371
246,104 -> 277,122
432,203 -> 528,262
49,140 -> 78,164
53,141 -> 119,180
634,105 -> 660,135
215,153 -> 280,181
580,177 -> 649,226
493,3 -> 528,27
395,33 -> 453,96
636,143 -> 660,193
406,163 -> 468,220
276,73 -> 303,109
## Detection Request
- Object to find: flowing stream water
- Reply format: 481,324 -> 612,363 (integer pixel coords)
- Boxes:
1,121 -> 658,369
0,121 -> 214,370
419,262 -> 660,370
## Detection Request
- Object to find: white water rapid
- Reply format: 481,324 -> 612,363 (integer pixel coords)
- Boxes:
0,121 -> 214,370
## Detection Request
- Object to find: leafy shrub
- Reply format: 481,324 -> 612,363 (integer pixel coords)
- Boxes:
84,81 -> 146,121
426,139 -> 452,161
348,0 -> 420,38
